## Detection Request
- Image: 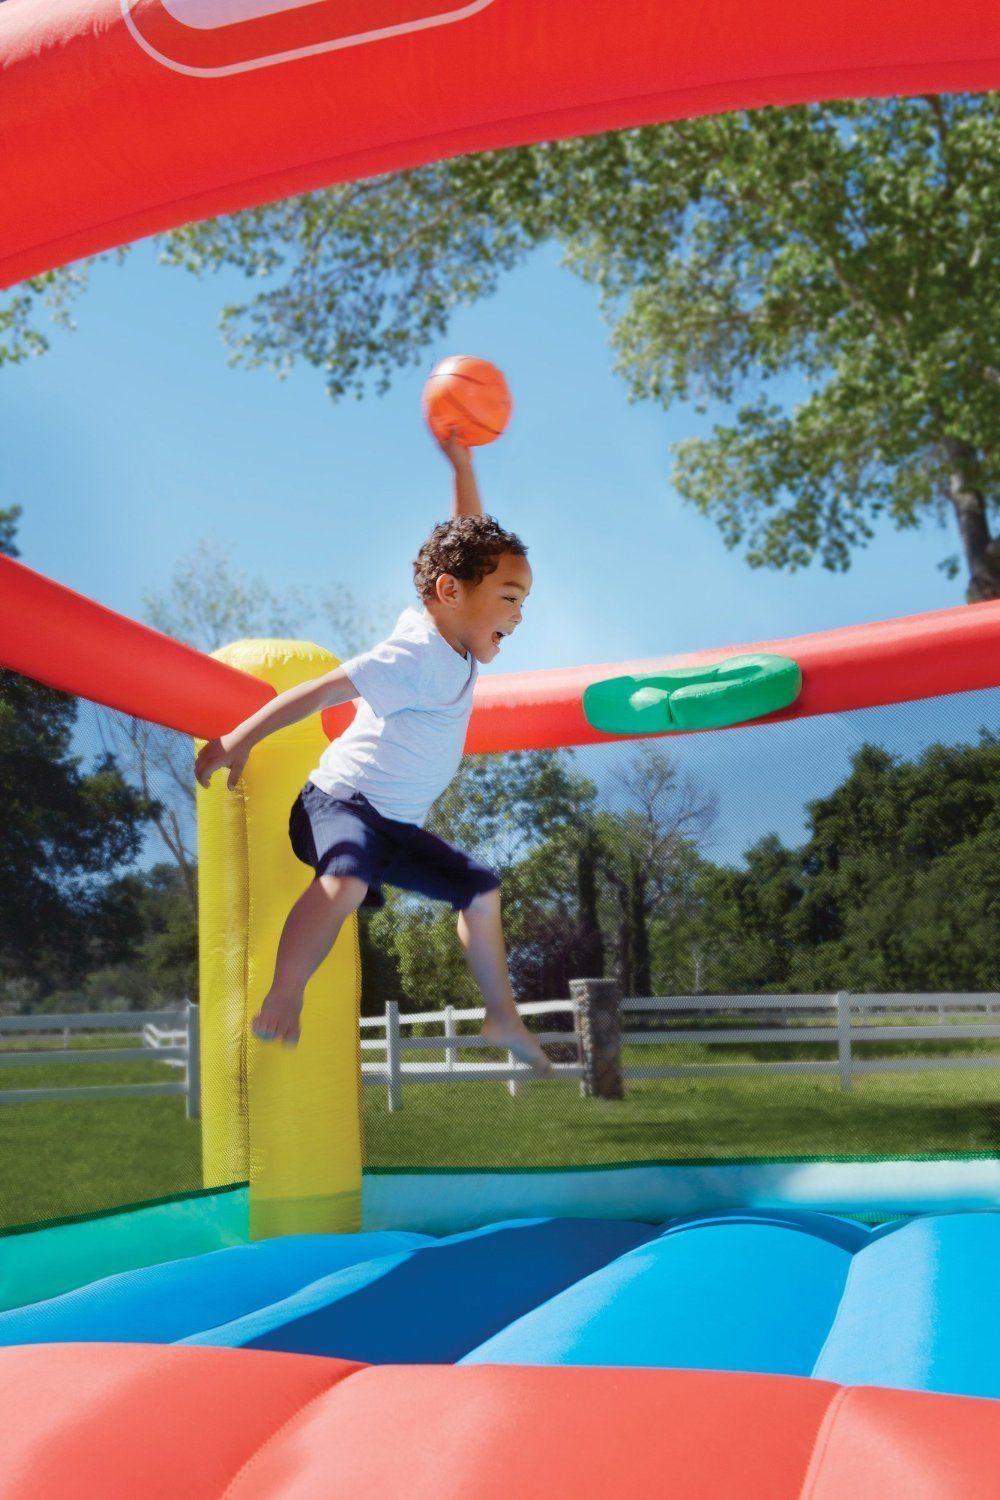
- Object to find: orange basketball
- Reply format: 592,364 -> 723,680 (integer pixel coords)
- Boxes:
422,355 -> 513,447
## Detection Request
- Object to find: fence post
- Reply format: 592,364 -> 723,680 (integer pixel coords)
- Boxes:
836,991 -> 852,1092
569,977 -> 625,1100
444,1004 -> 455,1073
385,1000 -> 403,1112
185,997 -> 201,1120
507,1049 -> 521,1101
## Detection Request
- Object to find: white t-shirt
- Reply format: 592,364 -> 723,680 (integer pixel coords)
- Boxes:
309,607 -> 477,826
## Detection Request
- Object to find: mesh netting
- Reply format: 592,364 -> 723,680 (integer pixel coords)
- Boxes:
361,686 -> 1000,1170
2,667 -> 997,1231
0,674 -> 202,1230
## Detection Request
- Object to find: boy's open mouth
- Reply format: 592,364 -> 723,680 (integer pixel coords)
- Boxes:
491,631 -> 504,645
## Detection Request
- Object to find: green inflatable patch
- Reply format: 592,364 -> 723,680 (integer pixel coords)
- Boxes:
582,653 -> 802,735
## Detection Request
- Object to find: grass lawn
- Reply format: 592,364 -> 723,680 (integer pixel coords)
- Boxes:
0,1038 -> 202,1231
2,1036 -> 998,1231
363,1039 -> 1000,1166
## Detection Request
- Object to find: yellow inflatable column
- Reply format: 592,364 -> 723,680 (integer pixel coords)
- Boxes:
196,639 -> 362,1239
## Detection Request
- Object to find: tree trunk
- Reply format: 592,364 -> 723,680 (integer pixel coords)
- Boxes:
617,898 -> 633,997
630,858 -> 652,996
941,434 -> 1000,602
576,829 -> 605,979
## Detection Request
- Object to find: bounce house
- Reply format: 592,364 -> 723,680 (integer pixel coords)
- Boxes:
2,3 -> 1000,1495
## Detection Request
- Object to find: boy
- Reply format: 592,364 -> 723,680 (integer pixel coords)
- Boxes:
195,434 -> 553,1075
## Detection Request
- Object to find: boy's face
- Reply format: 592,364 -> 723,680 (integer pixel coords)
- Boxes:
434,551 -> 532,664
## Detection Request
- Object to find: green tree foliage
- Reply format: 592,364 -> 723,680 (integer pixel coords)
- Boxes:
6,100 -> 999,594
589,746 -> 717,994
366,732 -> 997,1010
97,536 -> 403,921
693,735 -> 999,994
371,749 -> 603,1013
149,95 -> 1000,600
24,864 -> 198,1014
115,863 -> 198,1002
0,504 -> 22,558
0,510 -> 183,1010
0,667 -> 156,996
367,744 -> 719,1010
0,264 -> 94,369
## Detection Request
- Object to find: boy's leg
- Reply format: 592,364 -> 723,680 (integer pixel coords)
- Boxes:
254,874 -> 368,1046
457,888 -> 554,1075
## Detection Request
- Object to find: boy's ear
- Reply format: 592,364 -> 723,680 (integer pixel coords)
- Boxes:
434,572 -> 462,607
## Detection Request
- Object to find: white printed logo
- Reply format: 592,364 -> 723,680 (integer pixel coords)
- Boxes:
122,0 -> 497,77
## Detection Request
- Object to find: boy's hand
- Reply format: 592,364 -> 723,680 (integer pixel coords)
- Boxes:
195,734 -> 250,791
437,427 -> 472,470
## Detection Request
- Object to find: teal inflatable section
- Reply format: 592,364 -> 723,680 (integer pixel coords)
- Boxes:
0,1185 -> 249,1312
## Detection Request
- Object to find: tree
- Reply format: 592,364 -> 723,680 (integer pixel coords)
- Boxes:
0,507 -> 155,999
594,745 -> 717,994
554,100 -> 1000,601
370,748 -> 600,1011
98,93 -> 1000,602
702,734 -> 1000,994
10,100 -> 999,595
0,667 -> 155,995
0,504 -> 22,558
0,263 -> 95,369
89,537 -> 402,914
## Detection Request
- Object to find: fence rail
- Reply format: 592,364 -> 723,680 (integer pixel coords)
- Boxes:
0,1002 -> 201,1117
360,990 -> 1000,1108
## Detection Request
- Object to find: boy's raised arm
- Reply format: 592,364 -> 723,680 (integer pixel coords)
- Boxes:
439,430 -> 483,518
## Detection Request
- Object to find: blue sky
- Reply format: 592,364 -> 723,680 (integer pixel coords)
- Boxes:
4,233 -> 982,864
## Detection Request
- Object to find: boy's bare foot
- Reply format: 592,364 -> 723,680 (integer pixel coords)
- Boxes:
481,1015 -> 555,1076
252,992 -> 303,1047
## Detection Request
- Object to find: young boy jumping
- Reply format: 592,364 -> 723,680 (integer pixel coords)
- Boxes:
194,434 -> 553,1076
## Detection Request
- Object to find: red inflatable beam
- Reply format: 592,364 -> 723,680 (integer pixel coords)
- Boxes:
3,555 -> 999,747
0,554 -> 272,738
2,0 -> 1000,289
462,600 -> 1000,753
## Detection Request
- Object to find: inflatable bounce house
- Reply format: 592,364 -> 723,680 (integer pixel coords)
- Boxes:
1,3 -> 1000,1495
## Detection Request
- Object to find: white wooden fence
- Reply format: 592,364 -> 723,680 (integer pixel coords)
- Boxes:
620,992 -> 1000,1092
2,993 -> 998,1116
362,991 -> 1000,1110
363,998 -> 584,1110
0,1001 -> 200,1118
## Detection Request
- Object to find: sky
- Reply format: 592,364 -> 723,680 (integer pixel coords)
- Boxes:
4,233 -> 987,867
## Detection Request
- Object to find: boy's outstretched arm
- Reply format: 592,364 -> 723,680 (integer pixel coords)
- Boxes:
439,430 -> 483,518
195,666 -> 360,790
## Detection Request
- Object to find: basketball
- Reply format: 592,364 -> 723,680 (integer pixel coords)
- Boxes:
422,355 -> 512,447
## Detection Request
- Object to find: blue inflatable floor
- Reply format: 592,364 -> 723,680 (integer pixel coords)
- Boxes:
2,1209 -> 998,1401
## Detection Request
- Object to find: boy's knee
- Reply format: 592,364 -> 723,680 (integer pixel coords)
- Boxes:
464,882 -> 501,915
315,873 -> 369,911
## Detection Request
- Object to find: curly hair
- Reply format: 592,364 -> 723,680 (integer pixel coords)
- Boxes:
413,515 -> 528,602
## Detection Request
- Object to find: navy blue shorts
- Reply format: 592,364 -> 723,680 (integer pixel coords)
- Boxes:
288,780 -> 501,911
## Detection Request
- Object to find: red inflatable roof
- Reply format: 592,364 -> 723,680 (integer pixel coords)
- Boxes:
2,0 -> 1000,288
4,1345 -> 1000,1499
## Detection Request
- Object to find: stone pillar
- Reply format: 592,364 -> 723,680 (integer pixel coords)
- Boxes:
570,976 -> 625,1101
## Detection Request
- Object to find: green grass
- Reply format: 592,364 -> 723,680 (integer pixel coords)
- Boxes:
363,1039 -> 1000,1167
2,1035 -> 998,1230
0,1040 -> 202,1230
